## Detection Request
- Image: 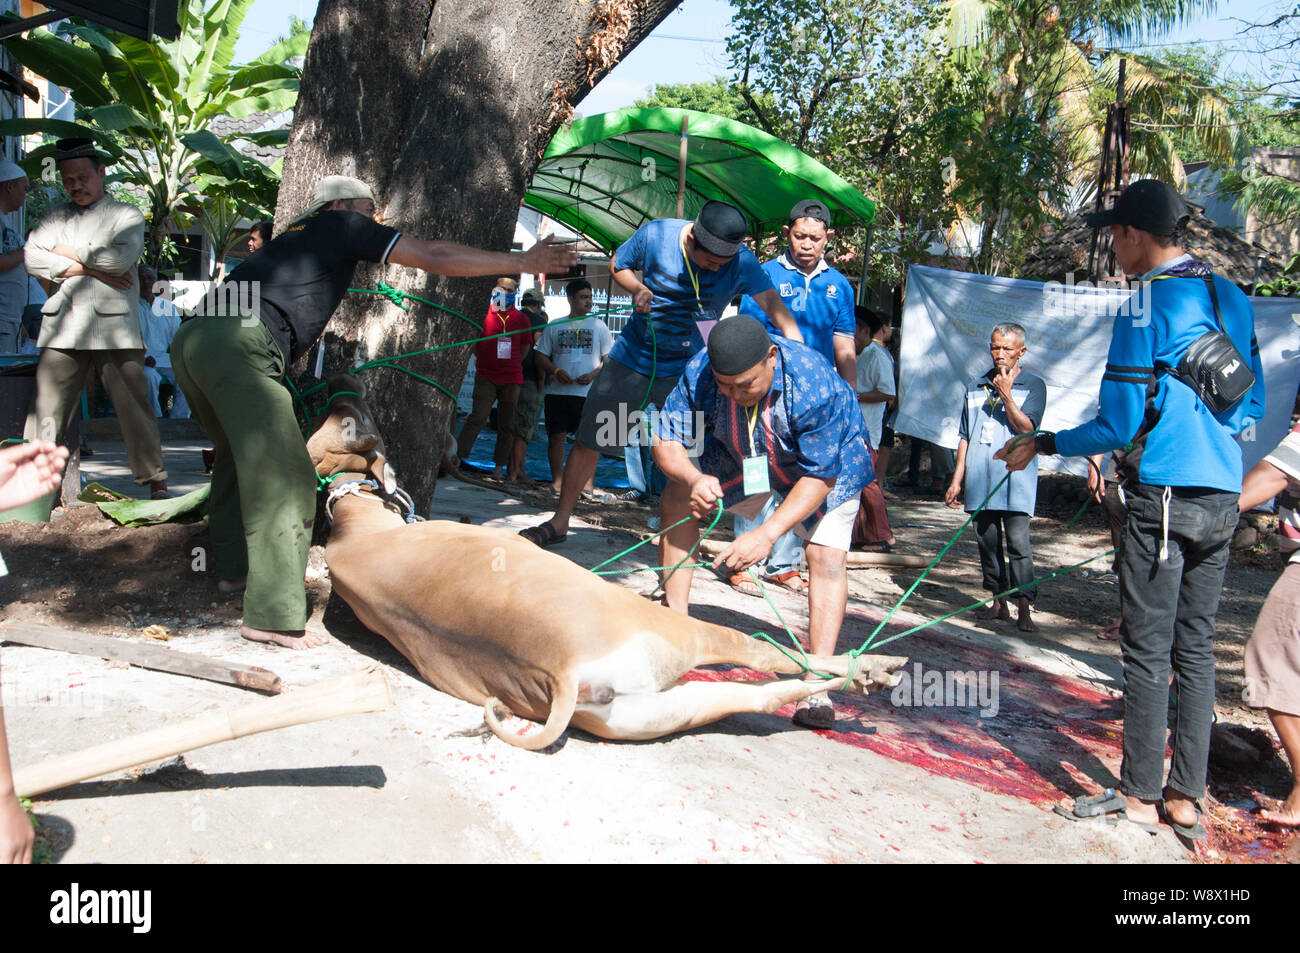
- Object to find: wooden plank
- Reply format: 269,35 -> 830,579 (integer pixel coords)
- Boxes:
14,666 -> 391,797
0,622 -> 282,694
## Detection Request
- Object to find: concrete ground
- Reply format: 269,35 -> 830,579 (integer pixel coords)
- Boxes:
0,440 -> 1195,864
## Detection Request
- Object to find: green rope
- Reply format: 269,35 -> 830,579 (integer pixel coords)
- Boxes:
856,471 -> 1011,651
864,548 -> 1116,651
588,499 -> 726,587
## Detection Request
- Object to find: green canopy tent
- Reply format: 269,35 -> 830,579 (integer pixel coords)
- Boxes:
524,107 -> 876,290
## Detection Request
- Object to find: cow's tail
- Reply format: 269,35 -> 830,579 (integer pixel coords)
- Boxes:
483,679 -> 577,751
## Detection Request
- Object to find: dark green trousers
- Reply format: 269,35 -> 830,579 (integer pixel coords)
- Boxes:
172,316 -> 316,631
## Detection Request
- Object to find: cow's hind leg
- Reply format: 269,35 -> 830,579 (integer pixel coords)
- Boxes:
689,627 -> 906,690
569,677 -> 862,741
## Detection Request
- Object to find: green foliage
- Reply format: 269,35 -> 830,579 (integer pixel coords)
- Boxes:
724,0 -> 957,286
634,79 -> 769,127
0,0 -> 303,268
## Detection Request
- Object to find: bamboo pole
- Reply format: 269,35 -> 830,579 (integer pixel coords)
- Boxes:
14,666 -> 393,798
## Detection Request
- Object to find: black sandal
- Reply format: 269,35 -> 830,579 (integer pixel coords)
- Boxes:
518,522 -> 567,548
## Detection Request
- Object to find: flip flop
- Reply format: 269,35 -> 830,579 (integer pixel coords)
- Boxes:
1158,800 -> 1207,841
728,572 -> 761,596
765,570 -> 808,594
856,541 -> 893,554
792,695 -> 835,729
518,522 -> 567,548
1053,789 -> 1162,835
1054,788 -> 1126,820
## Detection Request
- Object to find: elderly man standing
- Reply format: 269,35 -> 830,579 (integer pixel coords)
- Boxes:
727,199 -> 857,594
997,180 -> 1265,837
945,323 -> 1046,633
171,174 -> 574,650
0,161 -> 31,354
22,137 -> 166,501
519,200 -> 803,548
654,315 -> 872,728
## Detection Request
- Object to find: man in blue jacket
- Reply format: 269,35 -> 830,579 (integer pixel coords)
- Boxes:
997,180 -> 1265,839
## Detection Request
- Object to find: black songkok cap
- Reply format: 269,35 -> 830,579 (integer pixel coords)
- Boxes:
55,137 -> 104,163
708,315 -> 775,376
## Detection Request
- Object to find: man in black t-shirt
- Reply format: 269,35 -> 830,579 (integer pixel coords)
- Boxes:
172,175 -> 576,650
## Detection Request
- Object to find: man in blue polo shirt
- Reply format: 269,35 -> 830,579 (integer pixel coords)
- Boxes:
519,200 -> 802,548
653,315 -> 872,728
728,199 -> 859,595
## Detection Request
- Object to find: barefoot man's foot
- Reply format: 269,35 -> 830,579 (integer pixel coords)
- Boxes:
241,625 -> 329,650
977,599 -> 1009,621
1260,792 -> 1300,827
1017,597 -> 1039,633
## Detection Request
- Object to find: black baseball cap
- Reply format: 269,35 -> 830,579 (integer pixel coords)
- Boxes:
692,200 -> 748,258
1084,179 -> 1189,235
789,199 -> 832,228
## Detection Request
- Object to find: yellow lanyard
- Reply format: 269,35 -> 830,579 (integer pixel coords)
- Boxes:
680,229 -> 703,309
746,400 -> 762,457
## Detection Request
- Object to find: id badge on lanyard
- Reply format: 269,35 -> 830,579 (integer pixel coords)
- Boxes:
695,307 -> 718,347
743,454 -> 770,496
743,401 -> 770,496
682,232 -> 717,346
495,314 -> 513,360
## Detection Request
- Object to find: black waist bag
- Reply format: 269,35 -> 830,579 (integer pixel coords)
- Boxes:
1164,275 -> 1254,415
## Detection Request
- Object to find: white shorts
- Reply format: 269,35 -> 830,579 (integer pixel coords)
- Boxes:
727,493 -> 859,553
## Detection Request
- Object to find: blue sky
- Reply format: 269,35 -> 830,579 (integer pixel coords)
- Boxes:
235,0 -> 1295,114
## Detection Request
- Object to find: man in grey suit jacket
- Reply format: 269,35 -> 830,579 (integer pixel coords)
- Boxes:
22,137 -> 166,500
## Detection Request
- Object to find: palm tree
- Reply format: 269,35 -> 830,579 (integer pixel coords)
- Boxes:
938,0 -> 1232,271
0,0 -> 305,266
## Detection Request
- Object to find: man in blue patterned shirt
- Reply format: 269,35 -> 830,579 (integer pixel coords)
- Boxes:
654,315 -> 873,728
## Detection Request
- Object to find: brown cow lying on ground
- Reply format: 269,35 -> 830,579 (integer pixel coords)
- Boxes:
306,378 -> 907,749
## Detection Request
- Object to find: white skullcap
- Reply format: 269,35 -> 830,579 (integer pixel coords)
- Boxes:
305,175 -> 374,215
0,161 -> 28,183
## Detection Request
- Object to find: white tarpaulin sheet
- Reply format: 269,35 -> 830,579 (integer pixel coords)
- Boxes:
896,265 -> 1300,477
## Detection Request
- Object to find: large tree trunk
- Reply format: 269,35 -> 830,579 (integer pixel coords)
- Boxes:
277,0 -> 681,511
